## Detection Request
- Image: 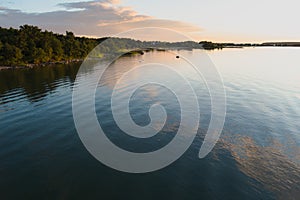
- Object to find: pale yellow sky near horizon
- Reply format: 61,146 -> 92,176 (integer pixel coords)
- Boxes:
0,0 -> 299,42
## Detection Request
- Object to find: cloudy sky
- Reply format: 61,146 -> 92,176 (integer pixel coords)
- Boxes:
0,0 -> 299,42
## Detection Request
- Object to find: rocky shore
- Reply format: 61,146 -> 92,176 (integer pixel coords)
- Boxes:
0,59 -> 83,70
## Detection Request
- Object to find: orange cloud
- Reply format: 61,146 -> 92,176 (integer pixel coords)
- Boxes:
0,1 -> 202,41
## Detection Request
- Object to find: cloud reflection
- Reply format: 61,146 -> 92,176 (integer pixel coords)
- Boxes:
219,134 -> 300,199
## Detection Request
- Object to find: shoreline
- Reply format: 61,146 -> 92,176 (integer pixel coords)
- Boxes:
0,59 -> 83,71
1,46 -> 300,71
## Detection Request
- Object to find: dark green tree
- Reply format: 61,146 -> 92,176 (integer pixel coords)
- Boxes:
0,43 -> 23,65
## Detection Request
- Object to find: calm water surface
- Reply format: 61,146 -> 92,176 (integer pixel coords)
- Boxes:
0,48 -> 299,199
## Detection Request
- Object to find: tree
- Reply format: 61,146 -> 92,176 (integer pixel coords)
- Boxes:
50,36 -> 64,61
0,43 -> 23,66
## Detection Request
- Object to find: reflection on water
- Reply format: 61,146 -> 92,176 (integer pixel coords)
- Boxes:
219,134 -> 300,199
0,63 -> 80,103
0,48 -> 299,199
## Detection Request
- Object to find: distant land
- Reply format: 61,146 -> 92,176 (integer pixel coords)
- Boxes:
199,41 -> 300,49
0,25 -> 299,69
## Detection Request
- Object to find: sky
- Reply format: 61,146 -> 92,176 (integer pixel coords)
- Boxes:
0,0 -> 299,42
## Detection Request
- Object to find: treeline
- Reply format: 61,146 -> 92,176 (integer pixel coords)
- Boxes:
0,25 -> 208,66
2,25 -> 298,67
0,25 -> 102,66
199,41 -> 300,48
199,41 -> 224,50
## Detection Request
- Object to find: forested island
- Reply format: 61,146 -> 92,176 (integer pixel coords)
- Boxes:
1,25 -> 299,68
